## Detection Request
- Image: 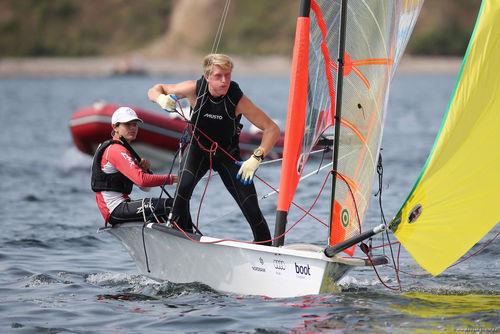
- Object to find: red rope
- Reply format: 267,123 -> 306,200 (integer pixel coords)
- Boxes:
274,171 -> 333,242
171,106 -> 331,240
170,104 -> 499,287
168,170 -> 333,246
194,141 -> 218,228
254,174 -> 328,228
171,105 -> 476,291
371,241 -> 401,249
168,106 -> 374,249
171,220 -> 274,245
449,232 -> 499,268
334,170 -> 362,233
332,169 -> 405,290
360,244 -> 402,291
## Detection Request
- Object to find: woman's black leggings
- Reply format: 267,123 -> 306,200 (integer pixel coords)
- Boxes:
109,197 -> 173,225
171,143 -> 271,245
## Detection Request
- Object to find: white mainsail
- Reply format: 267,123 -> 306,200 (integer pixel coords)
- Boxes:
275,0 -> 424,255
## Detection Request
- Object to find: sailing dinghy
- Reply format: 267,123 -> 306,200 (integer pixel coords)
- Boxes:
98,0 -> 454,298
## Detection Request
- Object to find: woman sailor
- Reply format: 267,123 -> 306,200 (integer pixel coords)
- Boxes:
91,106 -> 178,225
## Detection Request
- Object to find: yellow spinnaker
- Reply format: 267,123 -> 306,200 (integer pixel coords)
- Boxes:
391,0 -> 500,276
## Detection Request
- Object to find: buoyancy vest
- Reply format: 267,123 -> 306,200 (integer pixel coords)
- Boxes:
191,76 -> 243,150
91,140 -> 134,194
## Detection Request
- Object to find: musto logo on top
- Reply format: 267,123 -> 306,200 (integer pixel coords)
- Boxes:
295,263 -> 311,276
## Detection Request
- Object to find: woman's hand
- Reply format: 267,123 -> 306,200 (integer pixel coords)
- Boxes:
138,158 -> 151,172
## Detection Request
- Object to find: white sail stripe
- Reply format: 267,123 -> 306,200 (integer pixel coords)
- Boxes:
358,0 -> 390,58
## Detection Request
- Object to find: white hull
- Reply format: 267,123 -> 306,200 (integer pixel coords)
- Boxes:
101,223 -> 373,298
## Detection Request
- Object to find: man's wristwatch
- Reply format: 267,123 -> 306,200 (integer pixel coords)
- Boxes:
252,147 -> 264,162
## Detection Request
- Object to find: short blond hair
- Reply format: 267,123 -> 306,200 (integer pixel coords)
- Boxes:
203,53 -> 234,77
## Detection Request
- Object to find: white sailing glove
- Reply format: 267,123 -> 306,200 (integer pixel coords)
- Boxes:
156,94 -> 178,112
236,155 -> 262,185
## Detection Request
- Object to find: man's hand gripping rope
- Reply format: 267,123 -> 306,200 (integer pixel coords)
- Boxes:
156,94 -> 178,112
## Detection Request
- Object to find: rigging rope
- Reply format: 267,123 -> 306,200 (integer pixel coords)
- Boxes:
169,104 -> 333,234
211,0 -> 231,53
363,152 -> 402,291
141,1 -> 231,271
374,152 -> 402,289
156,0 -> 340,242
166,0 -> 232,228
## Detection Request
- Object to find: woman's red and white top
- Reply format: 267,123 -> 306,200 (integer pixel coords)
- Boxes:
95,143 -> 174,222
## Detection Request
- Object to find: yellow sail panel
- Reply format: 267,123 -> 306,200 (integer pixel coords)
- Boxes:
391,0 -> 500,276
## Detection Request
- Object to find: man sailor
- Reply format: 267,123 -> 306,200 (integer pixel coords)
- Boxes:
147,53 -> 279,245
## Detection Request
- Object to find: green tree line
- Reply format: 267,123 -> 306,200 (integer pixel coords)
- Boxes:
0,0 -> 481,57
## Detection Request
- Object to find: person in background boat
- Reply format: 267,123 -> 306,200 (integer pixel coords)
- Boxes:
147,53 -> 280,246
91,106 -> 178,226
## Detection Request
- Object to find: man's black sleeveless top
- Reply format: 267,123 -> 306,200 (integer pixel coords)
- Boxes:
91,140 -> 134,194
191,76 -> 243,150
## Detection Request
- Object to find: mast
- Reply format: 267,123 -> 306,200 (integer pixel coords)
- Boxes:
328,0 -> 348,244
273,0 -> 311,247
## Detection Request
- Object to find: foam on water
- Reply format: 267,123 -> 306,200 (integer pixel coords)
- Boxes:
24,273 -> 70,287
86,272 -> 218,298
86,272 -> 158,287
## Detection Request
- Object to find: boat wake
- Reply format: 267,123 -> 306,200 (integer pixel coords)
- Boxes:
86,272 -> 218,299
24,273 -> 73,287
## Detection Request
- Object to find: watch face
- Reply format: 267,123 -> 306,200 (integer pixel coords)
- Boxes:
253,148 -> 264,157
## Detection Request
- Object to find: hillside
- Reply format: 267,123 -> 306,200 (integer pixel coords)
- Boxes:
0,0 -> 481,58
0,0 -> 173,56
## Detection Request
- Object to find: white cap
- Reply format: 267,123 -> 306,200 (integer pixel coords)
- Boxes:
111,107 -> 143,125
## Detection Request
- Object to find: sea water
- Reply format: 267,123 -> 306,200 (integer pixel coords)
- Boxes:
0,72 -> 498,333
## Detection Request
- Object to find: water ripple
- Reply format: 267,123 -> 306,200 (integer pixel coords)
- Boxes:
22,194 -> 42,202
24,273 -> 73,287
86,272 -> 218,301
4,238 -> 49,249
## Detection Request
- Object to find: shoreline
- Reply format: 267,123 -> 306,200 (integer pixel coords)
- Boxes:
0,55 -> 463,77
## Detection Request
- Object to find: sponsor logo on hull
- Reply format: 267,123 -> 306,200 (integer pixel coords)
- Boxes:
295,262 -> 311,277
273,259 -> 286,270
251,266 -> 266,272
251,257 -> 266,273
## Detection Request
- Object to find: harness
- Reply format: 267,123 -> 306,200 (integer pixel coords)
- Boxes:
91,140 -> 134,194
190,76 -> 243,151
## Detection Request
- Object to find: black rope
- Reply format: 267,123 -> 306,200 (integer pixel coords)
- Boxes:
156,126 -> 204,236
141,223 -> 151,273
316,140 -> 331,175
374,151 -> 401,290
374,150 -> 387,255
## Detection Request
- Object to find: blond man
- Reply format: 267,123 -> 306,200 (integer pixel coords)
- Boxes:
147,54 -> 279,244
